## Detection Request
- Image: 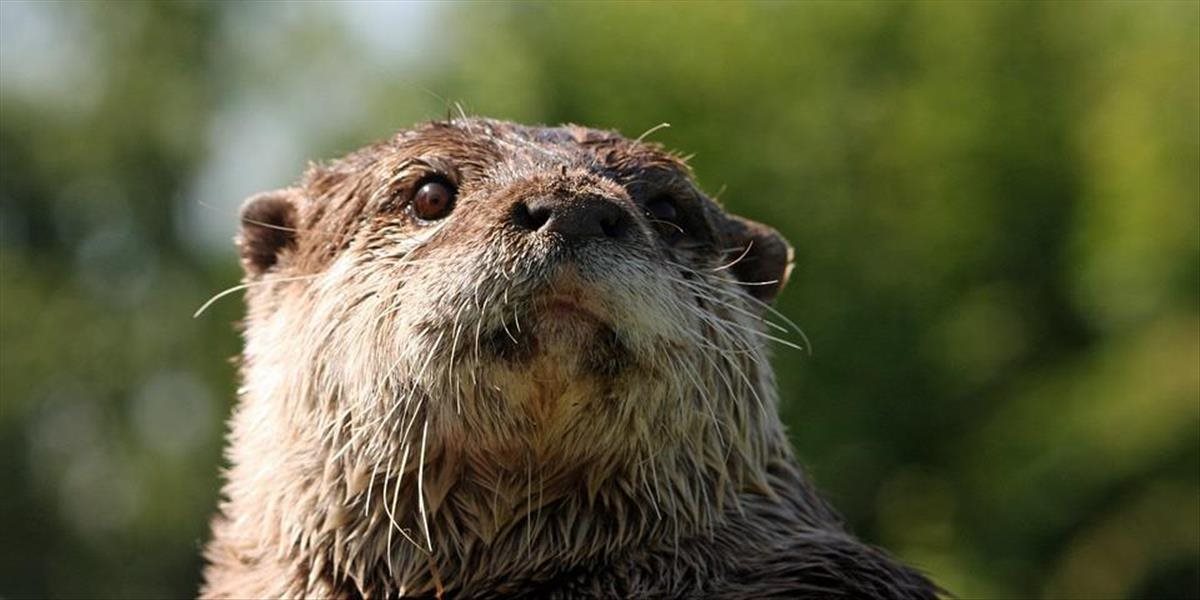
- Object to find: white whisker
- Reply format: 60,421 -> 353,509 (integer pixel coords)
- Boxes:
193,273 -> 320,318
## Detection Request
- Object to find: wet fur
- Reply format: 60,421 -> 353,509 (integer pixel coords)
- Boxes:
201,119 -> 939,599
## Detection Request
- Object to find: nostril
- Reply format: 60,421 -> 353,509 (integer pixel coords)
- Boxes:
514,195 -> 633,241
512,201 -> 550,232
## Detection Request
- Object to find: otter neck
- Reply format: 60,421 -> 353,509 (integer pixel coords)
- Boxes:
225,382 -> 791,598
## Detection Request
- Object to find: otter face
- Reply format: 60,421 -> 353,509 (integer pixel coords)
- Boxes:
234,118 -> 793,486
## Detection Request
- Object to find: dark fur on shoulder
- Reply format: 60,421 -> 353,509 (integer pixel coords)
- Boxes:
201,118 -> 940,599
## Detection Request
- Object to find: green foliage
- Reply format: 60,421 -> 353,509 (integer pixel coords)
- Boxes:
1,2 -> 1196,597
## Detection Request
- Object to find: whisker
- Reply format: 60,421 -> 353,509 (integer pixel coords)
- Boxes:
685,303 -> 805,352
665,259 -> 813,354
635,122 -> 671,142
417,418 -> 433,553
193,273 -> 321,318
660,272 -> 791,335
713,240 -> 754,272
646,217 -> 687,235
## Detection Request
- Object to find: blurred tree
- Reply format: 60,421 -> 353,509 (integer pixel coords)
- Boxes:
1,2 -> 230,597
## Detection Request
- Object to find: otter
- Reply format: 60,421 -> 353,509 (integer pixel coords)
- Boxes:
200,118 -> 939,599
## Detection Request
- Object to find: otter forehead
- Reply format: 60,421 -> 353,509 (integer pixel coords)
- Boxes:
385,118 -> 690,176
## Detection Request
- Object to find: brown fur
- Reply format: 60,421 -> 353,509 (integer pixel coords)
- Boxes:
201,118 -> 939,599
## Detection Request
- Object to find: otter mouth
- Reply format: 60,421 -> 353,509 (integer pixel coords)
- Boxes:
543,296 -> 595,320
539,292 -> 605,326
473,274 -> 632,377
525,271 -> 618,339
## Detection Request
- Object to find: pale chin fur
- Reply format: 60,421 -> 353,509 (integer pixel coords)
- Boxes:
218,232 -> 786,596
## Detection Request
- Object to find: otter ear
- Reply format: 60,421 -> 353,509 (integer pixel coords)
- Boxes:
237,188 -> 299,277
720,214 -> 794,304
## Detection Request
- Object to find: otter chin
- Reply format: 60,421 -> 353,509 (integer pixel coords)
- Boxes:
518,272 -> 617,338
537,281 -> 609,335
201,118 -> 940,599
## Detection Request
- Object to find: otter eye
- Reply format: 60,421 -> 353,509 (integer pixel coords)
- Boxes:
645,195 -> 684,244
646,196 -> 677,221
412,179 -> 456,221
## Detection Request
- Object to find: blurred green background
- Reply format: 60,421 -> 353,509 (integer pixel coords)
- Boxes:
1,1 -> 1197,598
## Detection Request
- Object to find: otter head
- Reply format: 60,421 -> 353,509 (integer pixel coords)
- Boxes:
225,118 -> 797,594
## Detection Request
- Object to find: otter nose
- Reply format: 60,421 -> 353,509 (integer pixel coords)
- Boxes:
512,195 -> 633,241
